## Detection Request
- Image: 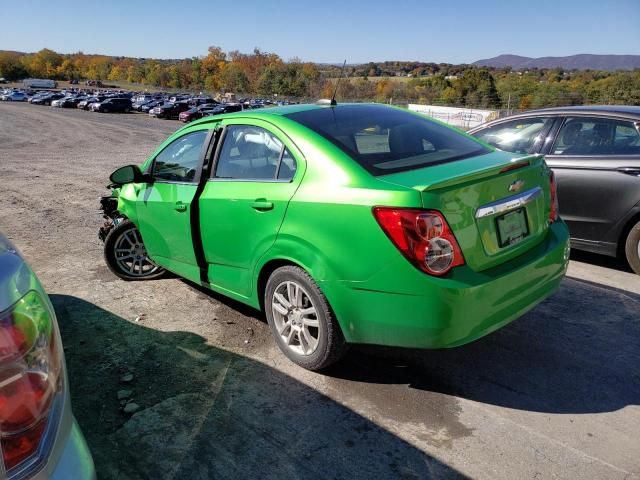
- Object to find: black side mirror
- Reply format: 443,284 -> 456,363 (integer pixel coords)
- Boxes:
109,165 -> 146,185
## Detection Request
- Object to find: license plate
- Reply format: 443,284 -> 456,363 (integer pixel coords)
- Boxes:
495,208 -> 529,247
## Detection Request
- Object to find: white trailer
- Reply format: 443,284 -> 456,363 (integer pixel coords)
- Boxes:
23,78 -> 58,89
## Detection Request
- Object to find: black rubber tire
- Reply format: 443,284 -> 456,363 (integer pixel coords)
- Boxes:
264,266 -> 347,370
104,220 -> 166,281
624,221 -> 640,275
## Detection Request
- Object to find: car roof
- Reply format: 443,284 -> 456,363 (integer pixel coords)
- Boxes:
468,105 -> 640,132
185,103 -> 377,130
528,105 -> 640,116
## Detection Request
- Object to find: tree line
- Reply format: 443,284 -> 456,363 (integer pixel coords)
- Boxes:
1,48 -> 638,108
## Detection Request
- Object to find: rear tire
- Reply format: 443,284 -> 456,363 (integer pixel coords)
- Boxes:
624,221 -> 640,275
104,220 -> 166,281
264,266 -> 347,370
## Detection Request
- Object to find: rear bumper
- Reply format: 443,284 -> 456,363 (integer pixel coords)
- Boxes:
29,384 -> 95,480
326,221 -> 570,349
48,420 -> 96,480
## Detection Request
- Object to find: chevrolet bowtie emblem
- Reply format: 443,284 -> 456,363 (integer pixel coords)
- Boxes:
508,180 -> 525,192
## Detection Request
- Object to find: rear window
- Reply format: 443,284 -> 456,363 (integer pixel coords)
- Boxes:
286,104 -> 489,175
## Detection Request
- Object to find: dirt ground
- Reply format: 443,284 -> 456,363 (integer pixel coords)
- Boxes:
0,102 -> 639,480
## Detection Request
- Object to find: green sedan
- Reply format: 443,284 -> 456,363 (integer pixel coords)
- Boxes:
99,103 -> 570,370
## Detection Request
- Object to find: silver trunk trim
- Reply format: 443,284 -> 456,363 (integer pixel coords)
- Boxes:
475,186 -> 542,219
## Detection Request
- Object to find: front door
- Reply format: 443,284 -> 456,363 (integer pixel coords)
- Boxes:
199,121 -> 302,298
136,128 -> 212,281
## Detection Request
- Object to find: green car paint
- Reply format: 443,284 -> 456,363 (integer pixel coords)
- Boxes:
112,103 -> 570,349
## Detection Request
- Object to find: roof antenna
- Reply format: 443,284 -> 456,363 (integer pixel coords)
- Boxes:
317,60 -> 346,106
331,60 -> 347,105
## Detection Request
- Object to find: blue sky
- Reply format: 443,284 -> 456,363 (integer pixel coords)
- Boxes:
1,0 -> 638,63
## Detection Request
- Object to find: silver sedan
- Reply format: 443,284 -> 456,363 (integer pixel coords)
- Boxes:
0,234 -> 95,479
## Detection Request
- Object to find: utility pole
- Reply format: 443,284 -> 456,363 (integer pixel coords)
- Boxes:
507,93 -> 511,113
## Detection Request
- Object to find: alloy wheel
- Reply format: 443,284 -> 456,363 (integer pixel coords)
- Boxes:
271,281 -> 320,356
113,227 -> 161,277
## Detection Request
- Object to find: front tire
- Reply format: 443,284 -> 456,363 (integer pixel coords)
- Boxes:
624,221 -> 640,275
264,266 -> 347,370
104,220 -> 166,281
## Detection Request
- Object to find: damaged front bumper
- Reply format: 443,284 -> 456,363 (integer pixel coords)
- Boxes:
98,196 -> 123,242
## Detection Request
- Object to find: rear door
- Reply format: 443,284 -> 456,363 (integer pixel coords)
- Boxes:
199,120 -> 302,297
544,116 -> 640,245
135,128 -> 213,281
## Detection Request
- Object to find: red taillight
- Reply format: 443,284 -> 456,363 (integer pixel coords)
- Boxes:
373,207 -> 465,276
0,291 -> 61,471
549,170 -> 559,223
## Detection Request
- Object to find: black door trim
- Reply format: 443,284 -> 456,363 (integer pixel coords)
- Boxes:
190,126 -> 223,285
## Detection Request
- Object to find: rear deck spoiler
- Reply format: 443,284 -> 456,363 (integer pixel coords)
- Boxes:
413,154 -> 545,192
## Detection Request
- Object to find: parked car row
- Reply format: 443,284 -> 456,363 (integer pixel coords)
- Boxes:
1,87 -> 287,123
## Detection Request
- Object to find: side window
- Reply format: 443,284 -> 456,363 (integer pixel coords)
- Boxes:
277,148 -> 297,181
153,130 -> 208,182
215,125 -> 296,181
613,122 -> 640,154
475,117 -> 553,154
552,117 -> 640,155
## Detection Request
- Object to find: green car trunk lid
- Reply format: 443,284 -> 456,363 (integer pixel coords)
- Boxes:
377,151 -> 552,272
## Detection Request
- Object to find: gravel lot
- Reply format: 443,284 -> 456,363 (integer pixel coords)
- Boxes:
1,102 -> 639,480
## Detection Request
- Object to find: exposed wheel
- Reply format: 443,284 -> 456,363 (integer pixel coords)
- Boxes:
103,108 -> 109,113
124,107 -> 130,113
624,221 -> 640,275
264,266 -> 347,370
104,220 -> 166,281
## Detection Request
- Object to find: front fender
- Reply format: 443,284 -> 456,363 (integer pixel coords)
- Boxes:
115,183 -> 140,226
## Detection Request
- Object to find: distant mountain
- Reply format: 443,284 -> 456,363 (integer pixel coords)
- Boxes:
473,54 -> 640,71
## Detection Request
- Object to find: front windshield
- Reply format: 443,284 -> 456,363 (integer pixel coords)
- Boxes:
286,104 -> 490,175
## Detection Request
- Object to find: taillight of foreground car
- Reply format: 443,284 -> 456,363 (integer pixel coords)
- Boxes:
373,207 -> 465,276
0,291 -> 62,476
549,170 -> 559,223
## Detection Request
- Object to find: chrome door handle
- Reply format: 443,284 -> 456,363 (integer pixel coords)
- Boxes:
175,201 -> 187,212
251,200 -> 274,211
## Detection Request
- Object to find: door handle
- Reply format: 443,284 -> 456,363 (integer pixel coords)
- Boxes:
251,200 -> 274,211
617,167 -> 640,177
175,201 -> 187,212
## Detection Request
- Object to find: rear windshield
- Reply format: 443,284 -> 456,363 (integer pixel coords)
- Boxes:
286,104 -> 489,175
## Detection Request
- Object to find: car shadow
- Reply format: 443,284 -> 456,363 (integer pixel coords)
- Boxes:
326,277 -> 640,415
569,249 -> 633,273
51,294 -> 463,480
181,277 -> 265,322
